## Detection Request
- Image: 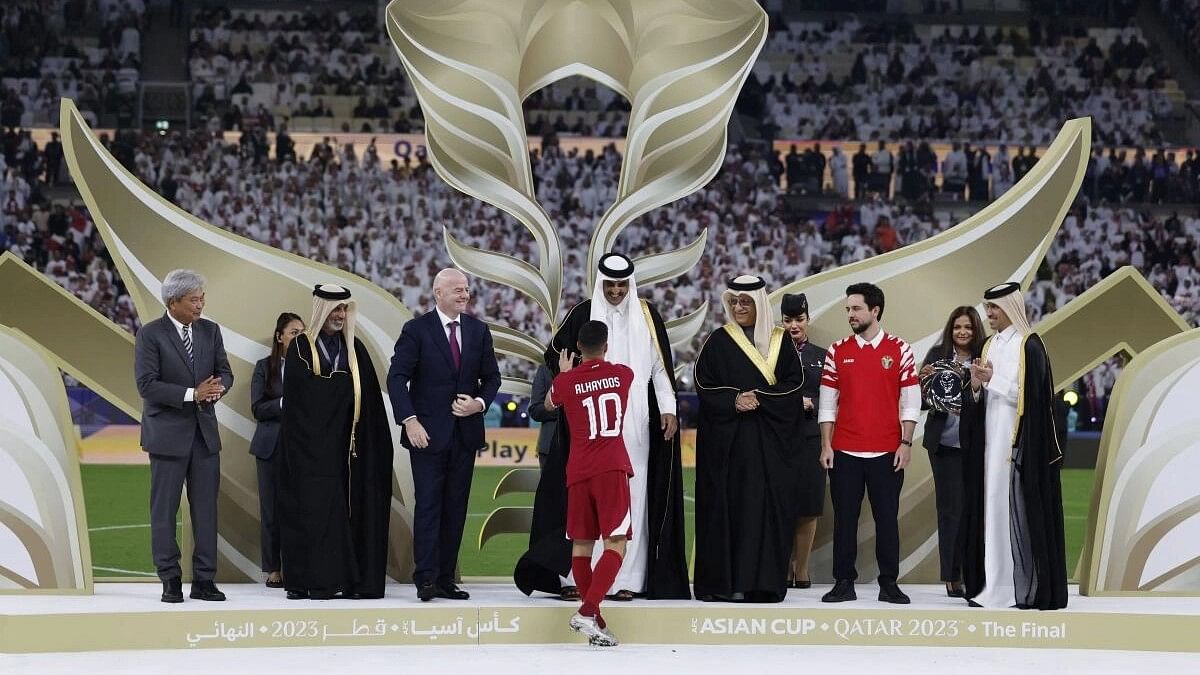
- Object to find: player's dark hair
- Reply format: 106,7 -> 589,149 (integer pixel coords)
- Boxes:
577,320 -> 609,353
846,282 -> 885,320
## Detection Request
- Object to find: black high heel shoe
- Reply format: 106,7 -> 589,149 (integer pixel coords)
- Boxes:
945,583 -> 964,598
787,576 -> 812,589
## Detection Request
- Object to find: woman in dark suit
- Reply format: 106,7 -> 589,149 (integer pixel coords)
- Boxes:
919,306 -> 985,598
781,293 -> 826,589
250,312 -> 304,588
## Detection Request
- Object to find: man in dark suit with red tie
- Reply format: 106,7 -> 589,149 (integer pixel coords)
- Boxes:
387,268 -> 501,601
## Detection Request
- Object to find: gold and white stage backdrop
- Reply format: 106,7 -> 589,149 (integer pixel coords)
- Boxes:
0,326 -> 91,592
0,0 -> 1194,594
1081,328 -> 1200,595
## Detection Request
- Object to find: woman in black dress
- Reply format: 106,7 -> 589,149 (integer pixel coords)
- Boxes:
781,293 -> 826,589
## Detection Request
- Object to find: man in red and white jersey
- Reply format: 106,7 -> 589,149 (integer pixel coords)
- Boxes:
818,282 -> 921,605
545,319 -> 634,646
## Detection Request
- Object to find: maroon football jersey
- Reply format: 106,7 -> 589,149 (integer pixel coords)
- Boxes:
550,359 -> 635,486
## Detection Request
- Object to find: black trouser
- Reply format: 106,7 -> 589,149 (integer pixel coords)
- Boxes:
829,452 -> 903,583
256,452 -> 281,573
410,430 -> 476,587
929,444 -> 964,582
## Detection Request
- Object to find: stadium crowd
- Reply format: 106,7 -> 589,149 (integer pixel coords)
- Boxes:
4,4 -> 1200,421
756,17 -> 1176,148
187,6 -> 419,133
1,0 -> 144,129
184,8 -> 1180,149
4,127 -> 1198,419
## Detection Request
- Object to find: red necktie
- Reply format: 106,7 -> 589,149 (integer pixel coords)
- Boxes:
448,320 -> 461,370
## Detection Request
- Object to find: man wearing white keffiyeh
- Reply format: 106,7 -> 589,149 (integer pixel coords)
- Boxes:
961,281 -> 1068,610
515,253 -> 692,601
584,253 -> 678,598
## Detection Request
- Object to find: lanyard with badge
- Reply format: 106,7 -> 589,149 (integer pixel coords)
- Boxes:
317,335 -> 343,372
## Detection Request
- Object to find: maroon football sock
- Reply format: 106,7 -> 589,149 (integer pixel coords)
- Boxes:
571,555 -> 592,599
581,549 -> 623,618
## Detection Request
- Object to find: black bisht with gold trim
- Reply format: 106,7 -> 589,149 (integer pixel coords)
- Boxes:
692,322 -> 805,602
277,336 -> 394,598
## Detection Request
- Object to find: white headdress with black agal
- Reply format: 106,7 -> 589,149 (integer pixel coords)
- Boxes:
984,281 -> 1032,335
596,252 -> 635,281
306,283 -> 363,454
590,251 -> 654,452
309,283 -> 358,349
721,274 -> 774,356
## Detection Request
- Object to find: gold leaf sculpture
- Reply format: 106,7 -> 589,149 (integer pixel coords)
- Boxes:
391,0 -> 768,546
479,506 -> 535,549
1080,328 -> 1200,594
633,229 -> 709,288
385,0 -> 765,382
58,99 -> 417,582
0,325 -> 92,592
493,468 -> 541,499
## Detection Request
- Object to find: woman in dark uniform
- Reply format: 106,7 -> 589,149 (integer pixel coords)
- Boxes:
781,293 -> 826,589
250,311 -> 304,588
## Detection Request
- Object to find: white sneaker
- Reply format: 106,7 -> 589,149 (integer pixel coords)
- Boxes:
589,625 -> 619,647
569,613 -> 618,646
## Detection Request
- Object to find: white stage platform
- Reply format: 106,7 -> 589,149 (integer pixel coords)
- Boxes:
2,583 -> 1198,653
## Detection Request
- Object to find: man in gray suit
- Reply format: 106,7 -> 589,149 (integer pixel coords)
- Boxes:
134,269 -> 233,603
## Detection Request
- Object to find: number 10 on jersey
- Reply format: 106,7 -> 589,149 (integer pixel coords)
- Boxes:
582,393 -> 624,439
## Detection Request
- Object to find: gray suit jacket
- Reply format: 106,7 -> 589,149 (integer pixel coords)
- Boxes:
527,364 -> 557,456
134,313 -> 234,456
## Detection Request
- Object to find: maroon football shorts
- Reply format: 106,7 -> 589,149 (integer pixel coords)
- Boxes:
566,470 -> 633,541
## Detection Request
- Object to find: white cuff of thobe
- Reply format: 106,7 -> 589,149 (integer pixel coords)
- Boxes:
651,369 -> 677,416
474,397 -> 486,413
184,387 -> 194,403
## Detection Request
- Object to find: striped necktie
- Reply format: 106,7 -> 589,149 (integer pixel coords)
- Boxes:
182,323 -> 194,363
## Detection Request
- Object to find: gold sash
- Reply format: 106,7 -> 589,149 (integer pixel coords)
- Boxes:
721,323 -> 785,385
640,299 -> 663,365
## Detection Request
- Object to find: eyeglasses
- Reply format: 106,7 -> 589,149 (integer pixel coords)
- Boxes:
730,297 -> 756,308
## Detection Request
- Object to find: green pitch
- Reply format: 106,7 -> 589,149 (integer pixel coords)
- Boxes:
82,465 -> 1094,581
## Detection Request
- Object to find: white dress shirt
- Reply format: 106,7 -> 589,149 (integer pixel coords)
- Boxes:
166,312 -> 196,403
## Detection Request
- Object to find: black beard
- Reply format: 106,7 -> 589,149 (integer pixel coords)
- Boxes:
851,321 -> 872,335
